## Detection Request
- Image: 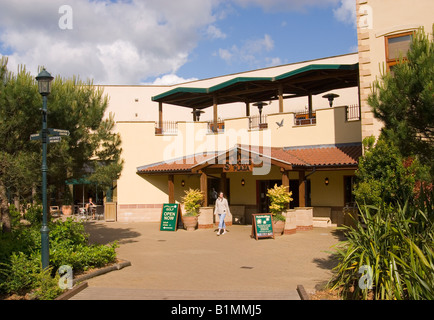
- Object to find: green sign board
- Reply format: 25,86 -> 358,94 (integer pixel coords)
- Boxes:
251,214 -> 275,240
160,203 -> 181,231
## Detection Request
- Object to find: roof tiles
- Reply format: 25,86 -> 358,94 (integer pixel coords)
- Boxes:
137,144 -> 361,174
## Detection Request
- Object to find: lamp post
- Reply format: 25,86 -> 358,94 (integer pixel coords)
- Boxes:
36,69 -> 54,270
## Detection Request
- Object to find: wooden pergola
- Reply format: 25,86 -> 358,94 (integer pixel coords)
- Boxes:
152,63 -> 359,132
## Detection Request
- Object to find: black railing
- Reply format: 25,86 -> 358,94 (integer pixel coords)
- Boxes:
294,111 -> 316,126
155,121 -> 178,134
249,114 -> 268,129
346,104 -> 361,121
207,120 -> 225,133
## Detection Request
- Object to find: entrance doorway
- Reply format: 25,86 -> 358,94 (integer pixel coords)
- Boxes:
257,179 -> 300,213
207,176 -> 230,206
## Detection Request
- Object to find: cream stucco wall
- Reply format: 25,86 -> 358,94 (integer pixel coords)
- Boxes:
310,170 -> 355,207
115,103 -> 360,215
357,0 -> 434,140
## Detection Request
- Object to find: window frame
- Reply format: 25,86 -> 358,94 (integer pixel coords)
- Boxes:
385,31 -> 413,70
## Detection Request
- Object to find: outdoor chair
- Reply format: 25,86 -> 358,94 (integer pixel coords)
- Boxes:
49,206 -> 62,217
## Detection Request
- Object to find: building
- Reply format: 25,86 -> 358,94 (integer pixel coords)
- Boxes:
91,0 -> 433,227
101,53 -> 361,226
357,0 -> 434,140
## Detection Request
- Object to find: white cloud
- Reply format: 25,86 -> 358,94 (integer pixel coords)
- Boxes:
333,0 -> 357,27
147,74 -> 199,85
0,0 -> 356,85
218,48 -> 234,62
0,0 -> 217,84
230,0 -> 339,12
217,34 -> 275,66
265,57 -> 282,67
206,25 -> 227,39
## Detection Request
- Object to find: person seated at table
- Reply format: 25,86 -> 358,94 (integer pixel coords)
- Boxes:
85,197 -> 96,219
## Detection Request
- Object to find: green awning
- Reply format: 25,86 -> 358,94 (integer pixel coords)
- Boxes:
151,63 -> 359,109
65,177 -> 92,185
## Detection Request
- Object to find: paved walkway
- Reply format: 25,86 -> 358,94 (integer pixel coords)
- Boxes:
70,222 -> 344,300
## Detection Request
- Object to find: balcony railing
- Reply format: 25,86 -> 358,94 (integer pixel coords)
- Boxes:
346,104 -> 361,121
294,111 -> 316,126
155,121 -> 178,134
207,120 -> 225,133
249,114 -> 268,130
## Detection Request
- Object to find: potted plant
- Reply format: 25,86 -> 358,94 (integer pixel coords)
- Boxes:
61,189 -> 73,216
181,188 -> 204,231
267,184 -> 293,235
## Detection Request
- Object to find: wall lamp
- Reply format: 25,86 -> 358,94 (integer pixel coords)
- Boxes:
324,177 -> 330,186
241,179 -> 245,187
181,180 -> 185,187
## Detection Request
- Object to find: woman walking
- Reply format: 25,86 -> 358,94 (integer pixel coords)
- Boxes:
214,192 -> 231,236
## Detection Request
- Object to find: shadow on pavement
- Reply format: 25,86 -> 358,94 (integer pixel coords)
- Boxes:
84,221 -> 141,246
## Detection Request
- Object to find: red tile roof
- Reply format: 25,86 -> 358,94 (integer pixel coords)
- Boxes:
137,144 -> 361,174
283,144 -> 362,167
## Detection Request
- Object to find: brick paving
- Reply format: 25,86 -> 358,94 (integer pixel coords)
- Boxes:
69,222 -> 344,300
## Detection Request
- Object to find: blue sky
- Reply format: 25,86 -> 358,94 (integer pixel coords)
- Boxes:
0,0 -> 356,85
178,3 -> 357,81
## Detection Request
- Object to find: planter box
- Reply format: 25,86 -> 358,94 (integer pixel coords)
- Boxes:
284,210 -> 297,235
295,207 -> 313,231
198,207 -> 214,229
105,202 -> 117,222
62,205 -> 72,216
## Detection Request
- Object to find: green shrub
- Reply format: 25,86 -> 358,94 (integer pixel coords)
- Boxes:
354,137 -> 422,209
182,188 -> 204,217
329,195 -> 434,300
266,184 -> 292,222
0,252 -> 40,294
24,205 -> 43,224
0,217 -> 118,299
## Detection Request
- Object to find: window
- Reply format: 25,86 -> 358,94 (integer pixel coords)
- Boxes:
385,32 -> 413,70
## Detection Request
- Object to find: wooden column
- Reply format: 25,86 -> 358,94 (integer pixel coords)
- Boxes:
220,172 -> 227,196
282,170 -> 290,210
168,174 -> 174,203
281,170 -> 289,189
278,83 -> 284,113
213,94 -> 218,133
200,171 -> 208,207
159,102 -> 163,129
245,101 -> 250,117
307,94 -> 313,118
298,171 -> 306,207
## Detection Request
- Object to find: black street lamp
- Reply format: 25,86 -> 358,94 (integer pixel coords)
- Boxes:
36,68 -> 54,270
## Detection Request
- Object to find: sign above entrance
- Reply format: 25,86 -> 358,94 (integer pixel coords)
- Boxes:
223,163 -> 252,173
222,148 -> 253,172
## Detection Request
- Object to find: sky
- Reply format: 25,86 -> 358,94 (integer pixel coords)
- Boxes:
0,0 -> 357,85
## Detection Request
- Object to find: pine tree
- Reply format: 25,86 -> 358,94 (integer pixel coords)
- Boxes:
0,57 -> 123,232
368,25 -> 434,175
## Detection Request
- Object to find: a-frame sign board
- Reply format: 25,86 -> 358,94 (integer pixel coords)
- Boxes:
251,214 -> 275,240
160,203 -> 183,231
